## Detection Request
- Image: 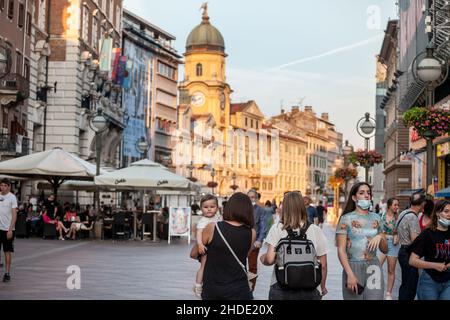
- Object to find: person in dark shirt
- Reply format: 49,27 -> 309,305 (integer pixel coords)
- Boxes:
409,200 -> 450,300
191,201 -> 201,215
304,196 -> 319,226
316,200 -> 327,228
43,194 -> 57,219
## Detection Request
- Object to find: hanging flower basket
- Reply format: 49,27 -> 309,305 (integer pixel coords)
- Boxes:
230,184 -> 239,191
334,167 -> 358,180
403,106 -> 450,138
207,181 -> 218,188
349,150 -> 383,168
188,177 -> 198,183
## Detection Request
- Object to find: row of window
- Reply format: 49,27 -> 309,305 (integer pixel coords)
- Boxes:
158,62 -> 176,80
0,0 -> 32,36
81,2 -> 121,51
308,155 -> 327,169
195,63 -> 224,78
283,144 -> 306,156
244,117 -> 259,129
309,141 -> 327,153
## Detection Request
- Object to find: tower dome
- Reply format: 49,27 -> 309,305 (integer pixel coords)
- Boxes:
186,4 -> 225,53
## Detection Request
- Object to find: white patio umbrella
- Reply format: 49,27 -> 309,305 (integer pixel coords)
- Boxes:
94,159 -> 193,190
0,147 -> 106,199
94,159 -> 198,241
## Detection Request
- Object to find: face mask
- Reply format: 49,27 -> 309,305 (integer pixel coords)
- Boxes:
438,217 -> 450,228
356,200 -> 371,210
252,202 -> 256,206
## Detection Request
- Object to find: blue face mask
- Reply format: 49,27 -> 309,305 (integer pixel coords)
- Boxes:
438,217 -> 450,228
356,200 -> 371,210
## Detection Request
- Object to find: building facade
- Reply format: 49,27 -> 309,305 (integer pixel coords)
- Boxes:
268,106 -> 343,204
121,9 -> 182,167
379,19 -> 411,208
0,0 -> 33,161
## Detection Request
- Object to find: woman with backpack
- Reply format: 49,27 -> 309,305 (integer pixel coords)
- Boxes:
260,191 -> 328,300
190,192 -> 256,300
336,182 -> 388,300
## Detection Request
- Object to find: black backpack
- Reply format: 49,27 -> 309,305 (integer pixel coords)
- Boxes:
274,223 -> 322,290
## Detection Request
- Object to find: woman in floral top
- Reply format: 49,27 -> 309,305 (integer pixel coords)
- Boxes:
336,182 -> 388,300
379,197 -> 400,300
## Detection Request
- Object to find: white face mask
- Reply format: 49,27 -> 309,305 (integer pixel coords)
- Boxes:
356,199 -> 371,210
438,217 -> 450,228
252,202 -> 256,206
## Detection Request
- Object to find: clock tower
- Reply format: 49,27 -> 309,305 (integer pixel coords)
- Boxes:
178,4 -> 232,129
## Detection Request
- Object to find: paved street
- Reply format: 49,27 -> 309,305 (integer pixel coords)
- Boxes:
0,222 -> 400,300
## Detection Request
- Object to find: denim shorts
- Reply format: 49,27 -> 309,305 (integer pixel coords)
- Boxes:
386,235 -> 399,258
417,270 -> 450,300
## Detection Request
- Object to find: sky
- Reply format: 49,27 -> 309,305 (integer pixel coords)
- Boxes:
124,0 -> 398,149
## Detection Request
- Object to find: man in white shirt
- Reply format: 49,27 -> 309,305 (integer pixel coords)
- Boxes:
0,178 -> 18,282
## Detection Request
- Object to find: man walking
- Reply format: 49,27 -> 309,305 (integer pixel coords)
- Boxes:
316,200 -> 327,228
397,192 -> 424,300
0,178 -> 18,282
304,196 -> 319,226
247,189 -> 267,291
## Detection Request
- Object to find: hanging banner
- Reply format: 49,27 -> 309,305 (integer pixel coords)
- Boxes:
122,59 -> 133,90
168,207 -> 191,244
99,37 -> 113,72
116,56 -> 128,86
110,48 -> 121,81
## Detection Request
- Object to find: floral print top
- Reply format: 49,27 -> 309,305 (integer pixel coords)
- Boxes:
336,212 -> 383,262
381,212 -> 397,236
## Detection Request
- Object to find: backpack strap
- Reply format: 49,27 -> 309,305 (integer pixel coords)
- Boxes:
299,221 -> 311,239
394,210 -> 415,234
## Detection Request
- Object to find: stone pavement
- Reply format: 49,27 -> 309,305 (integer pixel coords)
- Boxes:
0,222 -> 401,300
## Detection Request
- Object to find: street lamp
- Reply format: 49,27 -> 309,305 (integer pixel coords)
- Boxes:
89,106 -> 108,216
341,140 -> 353,199
231,172 -> 238,193
210,168 -> 216,194
357,113 -> 376,183
136,136 -> 150,159
411,44 -> 449,190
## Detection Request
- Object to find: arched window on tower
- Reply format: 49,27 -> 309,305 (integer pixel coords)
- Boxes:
196,63 -> 203,76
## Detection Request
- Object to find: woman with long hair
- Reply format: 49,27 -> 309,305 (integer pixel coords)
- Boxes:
409,200 -> 450,300
190,192 -> 255,300
379,197 -> 400,300
336,182 -> 388,300
260,191 -> 328,300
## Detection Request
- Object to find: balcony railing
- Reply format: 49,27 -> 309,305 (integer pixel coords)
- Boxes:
0,73 -> 30,104
0,134 -> 29,156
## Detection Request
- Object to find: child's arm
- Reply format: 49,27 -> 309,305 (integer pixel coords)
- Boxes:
197,228 -> 206,255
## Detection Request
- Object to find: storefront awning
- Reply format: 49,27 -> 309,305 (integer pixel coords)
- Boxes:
397,188 -> 424,197
436,187 -> 450,198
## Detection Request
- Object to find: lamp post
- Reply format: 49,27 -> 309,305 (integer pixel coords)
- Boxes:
89,106 -> 108,217
231,172 -> 237,193
210,168 -> 216,194
411,44 -> 449,190
136,136 -> 150,160
342,140 -> 353,198
357,113 -> 376,183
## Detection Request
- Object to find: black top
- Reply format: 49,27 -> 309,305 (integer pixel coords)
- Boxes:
316,206 -> 326,219
44,199 -> 57,219
202,221 -> 253,300
410,228 -> 450,283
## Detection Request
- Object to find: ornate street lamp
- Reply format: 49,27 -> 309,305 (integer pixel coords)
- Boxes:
357,113 -> 376,183
411,44 -> 449,190
230,172 -> 238,193
136,136 -> 150,159
207,168 -> 218,194
89,107 -> 108,216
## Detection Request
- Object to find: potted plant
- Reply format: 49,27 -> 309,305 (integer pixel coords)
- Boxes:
403,106 -> 450,138
334,167 -> 358,181
349,150 -> 383,168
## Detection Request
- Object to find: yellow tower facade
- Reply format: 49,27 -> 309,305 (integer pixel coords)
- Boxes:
179,5 -> 232,130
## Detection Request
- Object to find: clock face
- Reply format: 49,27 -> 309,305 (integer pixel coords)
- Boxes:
191,91 -> 205,107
